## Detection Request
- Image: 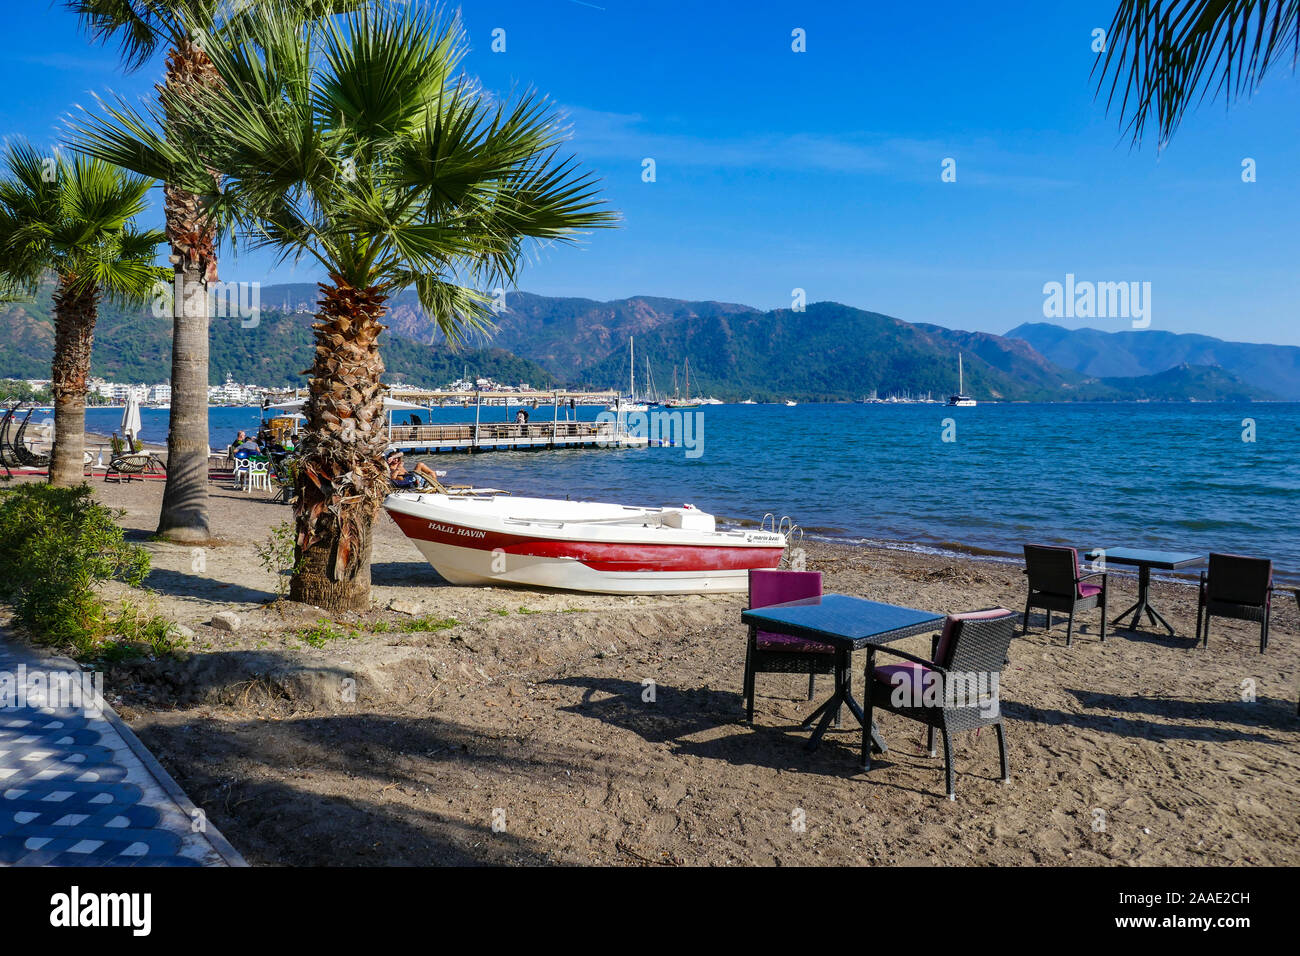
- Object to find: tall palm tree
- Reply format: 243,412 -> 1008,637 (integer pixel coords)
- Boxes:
74,3 -> 617,610
1097,0 -> 1300,147
0,144 -> 165,485
66,0 -> 347,541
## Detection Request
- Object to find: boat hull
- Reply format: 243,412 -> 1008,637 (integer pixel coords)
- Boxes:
385,493 -> 785,594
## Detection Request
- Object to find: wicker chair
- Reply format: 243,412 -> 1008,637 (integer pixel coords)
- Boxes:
742,569 -> 837,725
0,405 -> 24,474
12,410 -> 50,467
1197,553 -> 1274,653
862,608 -> 1017,799
1022,545 -> 1107,645
105,453 -> 164,483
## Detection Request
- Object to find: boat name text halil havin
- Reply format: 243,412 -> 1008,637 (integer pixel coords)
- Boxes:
426,521 -> 487,539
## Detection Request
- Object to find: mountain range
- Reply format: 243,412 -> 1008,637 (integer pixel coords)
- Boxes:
1007,323 -> 1300,402
0,281 -> 1293,402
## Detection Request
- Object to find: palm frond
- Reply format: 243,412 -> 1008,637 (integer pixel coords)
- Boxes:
66,0 -> 172,72
0,139 -> 163,309
1096,0 -> 1300,147
112,0 -> 617,336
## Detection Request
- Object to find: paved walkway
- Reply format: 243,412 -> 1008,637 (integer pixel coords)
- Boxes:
0,635 -> 245,867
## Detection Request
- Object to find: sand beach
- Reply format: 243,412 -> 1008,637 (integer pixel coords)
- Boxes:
3,473 -> 1295,866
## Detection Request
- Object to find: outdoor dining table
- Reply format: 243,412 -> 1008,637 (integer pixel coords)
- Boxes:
741,594 -> 945,753
1085,547 -> 1206,636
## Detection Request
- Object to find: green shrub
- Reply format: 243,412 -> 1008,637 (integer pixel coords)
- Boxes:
254,519 -> 301,599
0,483 -> 151,655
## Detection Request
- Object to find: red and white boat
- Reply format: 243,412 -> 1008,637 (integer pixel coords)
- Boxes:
384,491 -> 787,594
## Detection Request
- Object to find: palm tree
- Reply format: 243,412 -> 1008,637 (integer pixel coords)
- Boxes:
0,144 -> 165,485
73,3 -> 617,610
1096,1 -> 1300,147
66,0 -> 347,541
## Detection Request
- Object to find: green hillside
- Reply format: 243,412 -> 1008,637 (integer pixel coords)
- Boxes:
0,282 -> 1279,402
0,284 -> 555,389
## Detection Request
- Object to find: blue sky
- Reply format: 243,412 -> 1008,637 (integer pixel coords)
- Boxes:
2,1 -> 1298,344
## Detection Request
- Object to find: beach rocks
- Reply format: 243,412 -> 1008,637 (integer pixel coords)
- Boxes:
209,611 -> 241,632
170,624 -> 197,641
388,598 -> 424,616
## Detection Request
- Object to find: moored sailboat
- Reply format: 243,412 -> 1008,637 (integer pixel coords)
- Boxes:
947,353 -> 977,407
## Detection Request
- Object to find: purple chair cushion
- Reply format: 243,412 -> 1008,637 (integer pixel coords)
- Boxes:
756,632 -> 835,654
749,569 -> 822,609
748,569 -> 831,655
934,608 -> 1013,666
1078,583 -> 1103,599
873,661 -> 936,695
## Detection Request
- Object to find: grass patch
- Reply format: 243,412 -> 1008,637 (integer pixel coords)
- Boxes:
397,615 -> 458,633
294,621 -> 359,648
92,602 -> 188,664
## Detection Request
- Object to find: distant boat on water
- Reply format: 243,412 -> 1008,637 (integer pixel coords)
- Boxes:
785,400 -> 798,407
606,337 -> 650,412
947,353 -> 977,407
664,358 -> 701,408
740,398 -> 757,405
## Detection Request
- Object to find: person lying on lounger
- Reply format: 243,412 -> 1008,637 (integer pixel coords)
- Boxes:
385,450 -> 441,490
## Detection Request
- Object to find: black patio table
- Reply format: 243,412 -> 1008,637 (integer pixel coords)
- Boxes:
1085,547 -> 1206,636
741,594 -> 945,753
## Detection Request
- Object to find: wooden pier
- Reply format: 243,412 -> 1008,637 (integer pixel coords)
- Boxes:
385,418 -> 646,453
265,388 -> 648,454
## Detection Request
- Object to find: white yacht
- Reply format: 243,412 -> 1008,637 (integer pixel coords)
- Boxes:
946,353 -> 977,407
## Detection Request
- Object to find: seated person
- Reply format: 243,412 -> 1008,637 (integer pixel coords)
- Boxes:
231,431 -> 262,459
385,450 -> 441,490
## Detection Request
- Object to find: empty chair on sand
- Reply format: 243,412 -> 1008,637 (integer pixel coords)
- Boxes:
1022,545 -> 1107,645
741,569 -> 836,725
862,608 -> 1016,799
244,460 -> 271,494
1196,553 -> 1275,654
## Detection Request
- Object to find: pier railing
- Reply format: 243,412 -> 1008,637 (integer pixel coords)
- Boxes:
386,418 -> 638,450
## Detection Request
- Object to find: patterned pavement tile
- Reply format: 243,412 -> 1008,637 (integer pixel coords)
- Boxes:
0,637 -> 245,867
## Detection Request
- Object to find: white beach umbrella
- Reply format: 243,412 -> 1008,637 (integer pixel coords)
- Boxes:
121,394 -> 143,445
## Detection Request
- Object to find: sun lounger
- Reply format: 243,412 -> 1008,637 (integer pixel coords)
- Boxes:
104,453 -> 165,483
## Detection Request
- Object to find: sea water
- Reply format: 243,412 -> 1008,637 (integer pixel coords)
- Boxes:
84,402 -> 1300,579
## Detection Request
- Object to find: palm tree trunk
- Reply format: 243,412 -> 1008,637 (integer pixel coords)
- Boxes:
49,275 -> 97,487
155,37 -> 220,543
289,278 -> 389,611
